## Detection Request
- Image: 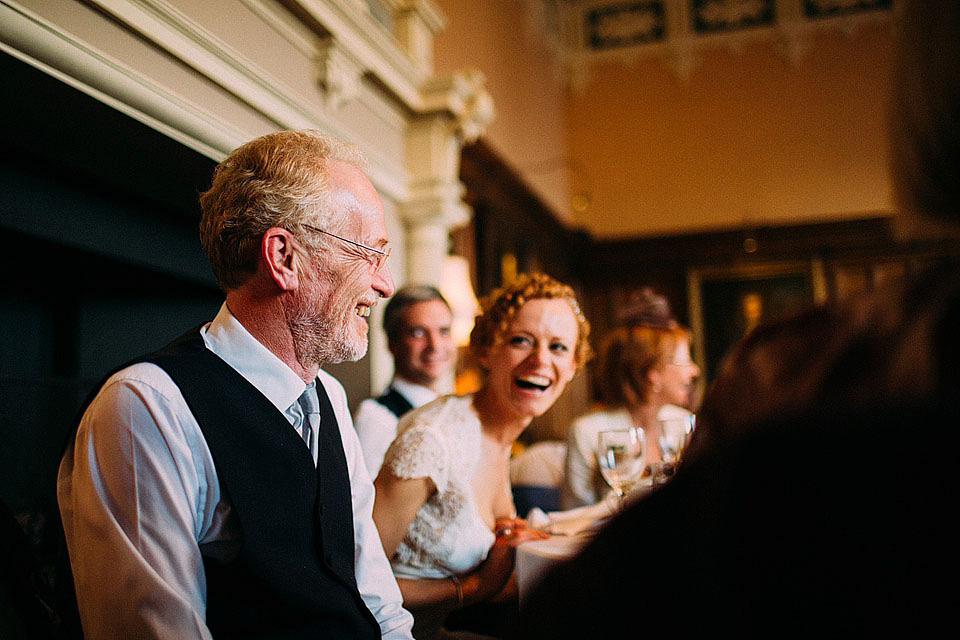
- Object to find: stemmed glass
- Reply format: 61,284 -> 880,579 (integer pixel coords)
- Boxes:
653,413 -> 696,485
659,413 -> 696,465
596,427 -> 644,507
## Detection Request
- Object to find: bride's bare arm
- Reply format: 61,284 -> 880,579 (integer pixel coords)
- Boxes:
373,471 -> 538,611
393,534 -> 521,610
372,470 -> 432,558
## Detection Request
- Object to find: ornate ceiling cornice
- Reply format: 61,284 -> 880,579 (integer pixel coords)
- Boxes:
533,0 -> 895,86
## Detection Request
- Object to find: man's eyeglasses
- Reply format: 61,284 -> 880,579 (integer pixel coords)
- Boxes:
301,223 -> 391,272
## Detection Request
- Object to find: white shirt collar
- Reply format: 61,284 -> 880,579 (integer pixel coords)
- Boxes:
391,377 -> 440,408
200,302 -> 307,414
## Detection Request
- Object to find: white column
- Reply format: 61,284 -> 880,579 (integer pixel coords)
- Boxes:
390,0 -> 446,74
400,69 -> 494,285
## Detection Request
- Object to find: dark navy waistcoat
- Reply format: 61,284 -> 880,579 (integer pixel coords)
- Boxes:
141,329 -> 381,639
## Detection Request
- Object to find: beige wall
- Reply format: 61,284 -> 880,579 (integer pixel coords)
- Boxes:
434,2 -> 896,239
434,0 -> 572,221
568,25 -> 896,238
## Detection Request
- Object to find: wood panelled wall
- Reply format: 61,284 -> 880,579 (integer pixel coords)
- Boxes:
458,141 -> 588,296
582,218 -> 960,384
460,140 -> 960,440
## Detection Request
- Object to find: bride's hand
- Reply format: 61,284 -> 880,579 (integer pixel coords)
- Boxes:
494,517 -> 549,544
467,518 -> 549,604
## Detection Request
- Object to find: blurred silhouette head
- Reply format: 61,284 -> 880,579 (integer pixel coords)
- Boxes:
889,0 -> 960,238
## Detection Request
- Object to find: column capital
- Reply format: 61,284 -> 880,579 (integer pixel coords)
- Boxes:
420,69 -> 494,143
397,179 -> 471,229
315,35 -> 366,111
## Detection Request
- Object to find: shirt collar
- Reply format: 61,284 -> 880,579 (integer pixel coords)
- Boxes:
201,302 -> 307,414
391,377 -> 440,408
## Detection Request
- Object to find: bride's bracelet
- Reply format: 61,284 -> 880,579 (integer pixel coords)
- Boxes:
448,574 -> 463,609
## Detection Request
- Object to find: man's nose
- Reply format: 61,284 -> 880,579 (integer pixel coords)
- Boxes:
374,263 -> 395,298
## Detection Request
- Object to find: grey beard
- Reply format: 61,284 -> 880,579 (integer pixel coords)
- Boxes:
287,310 -> 367,366
283,256 -> 367,367
283,274 -> 367,366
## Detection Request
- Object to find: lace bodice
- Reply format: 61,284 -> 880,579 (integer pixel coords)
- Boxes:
382,394 -> 496,579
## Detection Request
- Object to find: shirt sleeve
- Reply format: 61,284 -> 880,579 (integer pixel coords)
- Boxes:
562,415 -> 602,509
57,364 -> 216,639
353,398 -> 400,478
320,373 -> 415,640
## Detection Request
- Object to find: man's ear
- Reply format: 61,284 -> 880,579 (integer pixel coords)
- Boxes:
262,227 -> 300,291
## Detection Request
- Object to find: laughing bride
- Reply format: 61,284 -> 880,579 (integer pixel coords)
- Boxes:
372,273 -> 592,639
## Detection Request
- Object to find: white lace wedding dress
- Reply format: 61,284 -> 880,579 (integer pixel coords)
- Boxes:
382,393 -> 497,581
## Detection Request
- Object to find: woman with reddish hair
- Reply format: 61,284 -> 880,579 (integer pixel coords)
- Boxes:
561,288 -> 699,508
373,273 -> 591,639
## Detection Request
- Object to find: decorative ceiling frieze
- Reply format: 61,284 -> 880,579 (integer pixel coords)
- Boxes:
691,0 -> 775,34
531,0 -> 894,86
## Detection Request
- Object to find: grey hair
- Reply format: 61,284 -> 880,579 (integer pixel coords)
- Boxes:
198,129 -> 368,291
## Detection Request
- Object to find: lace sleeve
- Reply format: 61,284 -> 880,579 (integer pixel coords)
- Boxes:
383,425 -> 450,493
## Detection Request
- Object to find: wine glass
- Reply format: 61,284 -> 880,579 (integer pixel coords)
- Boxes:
659,413 -> 696,464
597,427 -> 644,507
654,413 -> 696,484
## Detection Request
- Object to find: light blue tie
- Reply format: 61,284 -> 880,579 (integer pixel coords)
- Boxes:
296,382 -> 320,464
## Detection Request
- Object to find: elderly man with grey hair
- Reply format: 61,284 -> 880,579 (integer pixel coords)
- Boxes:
58,129 -> 414,639
353,284 -> 456,478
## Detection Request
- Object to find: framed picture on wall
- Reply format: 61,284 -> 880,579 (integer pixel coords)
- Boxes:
687,260 -> 827,383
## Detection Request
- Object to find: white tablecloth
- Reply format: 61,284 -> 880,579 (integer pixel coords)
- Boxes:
515,535 -> 589,605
